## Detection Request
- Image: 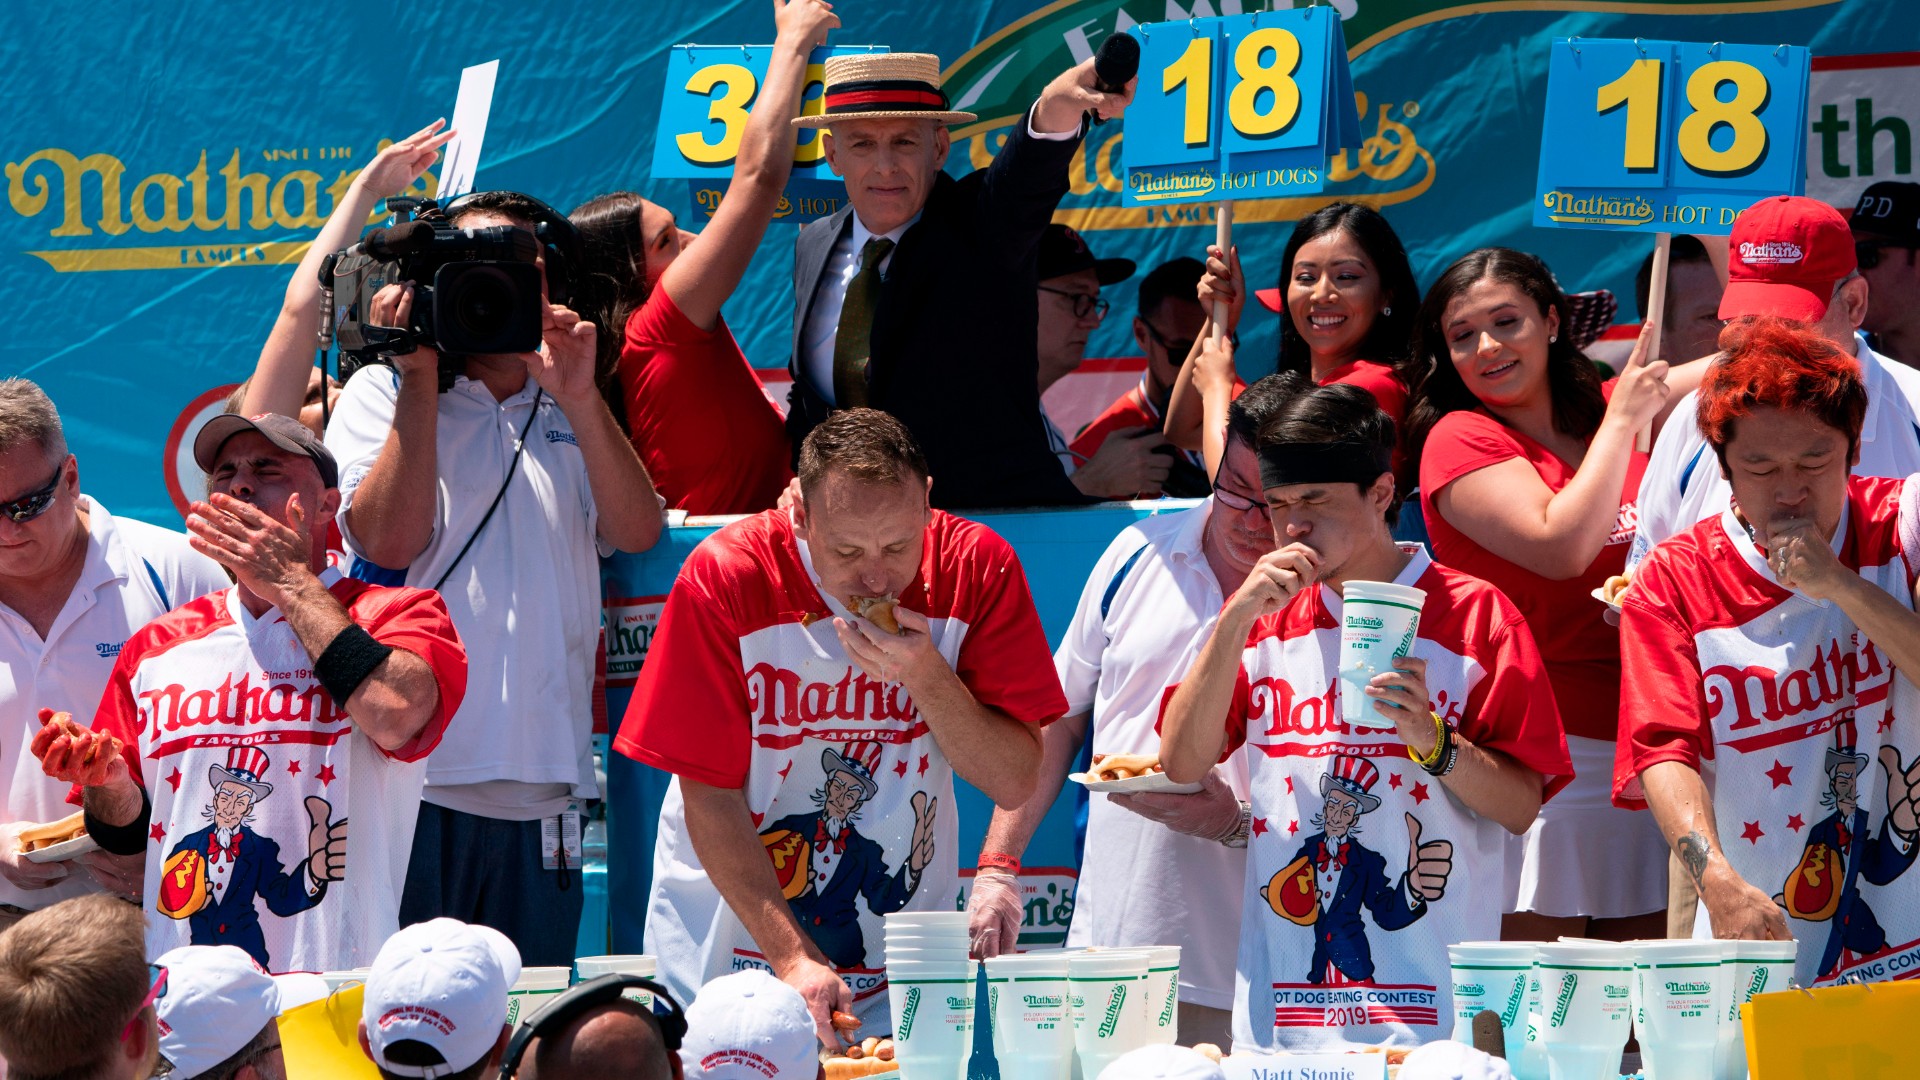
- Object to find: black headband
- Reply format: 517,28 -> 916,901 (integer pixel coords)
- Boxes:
1257,440 -> 1392,490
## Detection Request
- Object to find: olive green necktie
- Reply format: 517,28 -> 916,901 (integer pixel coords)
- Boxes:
832,237 -> 894,408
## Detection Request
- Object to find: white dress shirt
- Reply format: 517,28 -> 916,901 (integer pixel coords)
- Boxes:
1628,334 -> 1920,571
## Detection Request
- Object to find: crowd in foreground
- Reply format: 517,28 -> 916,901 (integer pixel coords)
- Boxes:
5,0 -> 1920,1075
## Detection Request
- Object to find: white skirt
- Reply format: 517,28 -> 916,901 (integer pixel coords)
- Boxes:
1505,734 -> 1668,919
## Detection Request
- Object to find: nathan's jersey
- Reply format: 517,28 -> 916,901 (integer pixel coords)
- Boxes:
618,509 -> 1063,1032
1165,546 -> 1570,1056
89,571 -> 466,972
1616,476 -> 1920,987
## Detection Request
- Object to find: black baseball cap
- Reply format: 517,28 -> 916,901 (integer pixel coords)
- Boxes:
1039,223 -> 1135,285
1851,182 -> 1920,246
194,412 -> 339,488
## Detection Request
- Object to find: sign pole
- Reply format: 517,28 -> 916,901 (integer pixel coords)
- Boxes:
1214,200 -> 1234,345
1635,231 -> 1672,452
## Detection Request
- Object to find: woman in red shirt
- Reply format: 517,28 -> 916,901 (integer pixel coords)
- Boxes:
1407,246 -> 1695,941
567,1 -> 838,516
1164,203 -> 1418,479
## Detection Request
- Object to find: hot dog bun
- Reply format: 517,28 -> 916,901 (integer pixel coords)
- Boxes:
1090,752 -> 1165,782
15,811 -> 86,853
847,595 -> 902,635
822,1055 -> 896,1080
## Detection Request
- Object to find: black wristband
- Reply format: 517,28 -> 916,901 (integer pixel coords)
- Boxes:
1419,721 -> 1456,777
315,624 -> 394,706
84,786 -> 151,857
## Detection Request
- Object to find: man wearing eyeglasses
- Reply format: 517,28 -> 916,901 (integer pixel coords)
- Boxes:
1071,256 -> 1212,497
0,893 -> 164,1080
0,379 -> 227,928
966,375 -> 1292,1049
1034,224 -> 1177,500
1852,181 -> 1920,370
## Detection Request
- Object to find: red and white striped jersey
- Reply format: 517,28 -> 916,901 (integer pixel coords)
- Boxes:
87,569 -> 466,972
1163,546 -> 1570,1056
616,508 -> 1065,1032
1616,475 -> 1920,987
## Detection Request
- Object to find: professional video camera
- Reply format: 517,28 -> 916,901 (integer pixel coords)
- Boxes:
322,193 -> 578,389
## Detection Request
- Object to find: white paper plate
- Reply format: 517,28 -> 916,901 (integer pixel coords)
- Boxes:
1069,770 -> 1204,795
23,832 -> 99,864
1590,585 -> 1623,614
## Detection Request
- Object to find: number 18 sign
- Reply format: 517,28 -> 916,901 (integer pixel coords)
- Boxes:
1533,38 -> 1810,234
1122,6 -> 1361,206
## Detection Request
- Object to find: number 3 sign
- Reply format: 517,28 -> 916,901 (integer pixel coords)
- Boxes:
1122,6 -> 1360,207
1533,38 -> 1809,234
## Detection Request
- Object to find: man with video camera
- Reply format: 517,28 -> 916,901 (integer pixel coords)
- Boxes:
324,191 -> 663,965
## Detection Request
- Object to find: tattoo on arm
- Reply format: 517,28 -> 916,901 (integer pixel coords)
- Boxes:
1677,831 -> 1712,885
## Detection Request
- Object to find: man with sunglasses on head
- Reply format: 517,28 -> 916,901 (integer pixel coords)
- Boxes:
1034,224 -> 1176,500
0,893 -> 165,1080
967,375 -> 1293,1049
0,378 -> 226,930
1072,256 -> 1212,497
1852,181 -> 1920,370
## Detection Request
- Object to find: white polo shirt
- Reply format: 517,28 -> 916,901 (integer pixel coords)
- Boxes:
1629,335 -> 1920,571
326,366 -> 605,820
0,497 -> 225,910
1053,499 -> 1252,1010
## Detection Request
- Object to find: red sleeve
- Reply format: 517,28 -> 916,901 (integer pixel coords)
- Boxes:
1334,364 -> 1408,427
68,646 -> 149,806
1155,657 -> 1252,759
954,542 -> 1069,726
612,557 -> 753,789
1611,556 -> 1711,810
1418,411 -> 1525,499
348,584 -> 468,763
615,288 -> 726,410
1458,611 -> 1574,802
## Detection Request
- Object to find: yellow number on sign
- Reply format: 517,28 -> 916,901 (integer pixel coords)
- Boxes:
1677,60 -> 1769,174
1163,35 -> 1213,147
794,62 -> 829,166
1227,27 -> 1302,137
1595,58 -> 1663,170
675,63 -> 757,165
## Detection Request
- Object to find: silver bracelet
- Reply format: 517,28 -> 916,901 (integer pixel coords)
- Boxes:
1221,801 -> 1253,848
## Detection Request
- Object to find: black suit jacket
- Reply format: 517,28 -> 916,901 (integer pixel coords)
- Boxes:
787,117 -> 1094,509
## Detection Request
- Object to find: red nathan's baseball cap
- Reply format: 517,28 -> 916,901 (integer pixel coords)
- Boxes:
1720,195 -> 1858,322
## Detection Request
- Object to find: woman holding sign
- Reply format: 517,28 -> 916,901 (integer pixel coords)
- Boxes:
1163,203 -> 1419,481
568,0 -> 840,515
1404,247 -> 1699,942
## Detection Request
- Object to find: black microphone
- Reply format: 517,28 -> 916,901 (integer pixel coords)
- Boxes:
348,220 -> 435,260
1088,32 -> 1140,125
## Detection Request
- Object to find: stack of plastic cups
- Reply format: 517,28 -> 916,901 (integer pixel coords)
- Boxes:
1713,940 -> 1797,1080
1068,950 -> 1150,1079
1630,940 -> 1726,1080
1447,942 -> 1535,1057
885,912 -> 976,1080
573,954 -> 659,1010
507,967 -> 573,1026
1533,941 -> 1633,1080
985,952 -> 1075,1080
1137,946 -> 1181,1045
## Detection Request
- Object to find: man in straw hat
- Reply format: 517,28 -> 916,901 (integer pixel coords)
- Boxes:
785,47 -> 1134,508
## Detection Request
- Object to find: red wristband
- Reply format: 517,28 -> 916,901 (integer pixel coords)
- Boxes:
977,851 -> 1021,875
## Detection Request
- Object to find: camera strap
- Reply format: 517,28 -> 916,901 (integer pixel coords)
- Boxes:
431,387 -> 544,593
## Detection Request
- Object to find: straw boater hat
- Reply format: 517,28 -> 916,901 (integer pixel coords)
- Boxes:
792,52 -> 976,128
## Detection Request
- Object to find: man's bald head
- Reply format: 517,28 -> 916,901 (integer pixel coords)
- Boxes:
522,1000 -> 681,1080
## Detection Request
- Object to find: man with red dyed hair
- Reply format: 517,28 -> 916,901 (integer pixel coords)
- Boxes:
1615,316 -> 1920,987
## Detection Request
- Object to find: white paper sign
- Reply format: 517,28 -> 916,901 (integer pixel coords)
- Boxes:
1219,1053 -> 1389,1080
436,59 -> 499,201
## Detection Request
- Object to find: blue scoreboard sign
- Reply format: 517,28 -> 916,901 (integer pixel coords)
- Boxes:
1534,38 -> 1810,234
1122,7 -> 1360,207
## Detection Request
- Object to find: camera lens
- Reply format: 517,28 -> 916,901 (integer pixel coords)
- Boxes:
445,266 -> 518,339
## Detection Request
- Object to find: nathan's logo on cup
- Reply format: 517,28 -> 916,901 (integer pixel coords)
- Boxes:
1738,240 -> 1806,265
946,995 -> 973,1009
1353,616 -> 1385,630
990,986 -> 998,1013
1098,985 -> 1128,1038
1603,984 -> 1631,1000
1550,974 -> 1578,1027
1501,978 -> 1527,1028
1024,993 -> 1065,1008
897,986 -> 921,1039
1158,988 -> 1175,1028
1458,983 -> 1486,997
1664,981 -> 1712,995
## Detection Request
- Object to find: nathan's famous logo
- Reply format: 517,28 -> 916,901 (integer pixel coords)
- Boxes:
1024,993 -> 1066,1008
745,661 -> 919,729
1739,240 -> 1806,266
1540,191 -> 1657,227
1097,984 -> 1128,1038
1457,982 -> 1486,997
1549,973 -> 1578,1027
1353,616 -> 1385,630
1157,984 -> 1176,1027
1501,976 -> 1527,1028
1703,639 -> 1886,742
604,597 -> 666,689
897,986 -> 922,1039
4,141 -> 434,273
1664,981 -> 1713,995
1247,672 -> 1464,740
137,671 -> 349,745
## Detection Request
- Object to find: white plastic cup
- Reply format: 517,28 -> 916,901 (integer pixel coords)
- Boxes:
1337,581 -> 1427,728
507,967 -> 573,1027
573,954 -> 658,1011
1713,939 -> 1797,1080
887,912 -> 971,928
317,968 -> 373,992
1448,942 -> 1536,1053
1534,942 -> 1633,1080
1069,951 -> 1150,1079
889,960 -> 977,1080
1516,956 -> 1550,1080
986,953 -> 1075,1080
1631,940 -> 1725,1080
1136,946 -> 1180,1045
